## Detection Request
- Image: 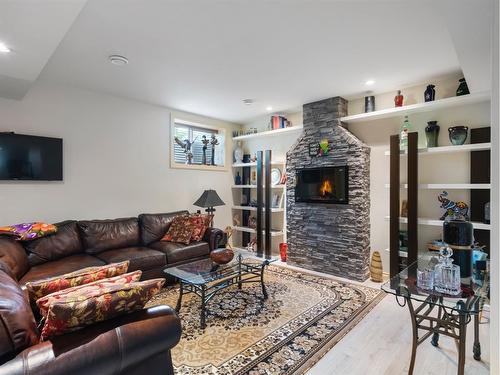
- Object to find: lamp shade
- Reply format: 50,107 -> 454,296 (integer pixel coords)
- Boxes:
193,189 -> 225,208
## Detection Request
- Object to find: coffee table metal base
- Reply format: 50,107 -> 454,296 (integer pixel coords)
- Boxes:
174,261 -> 269,329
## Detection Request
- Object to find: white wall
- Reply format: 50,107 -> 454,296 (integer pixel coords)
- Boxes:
0,82 -> 241,228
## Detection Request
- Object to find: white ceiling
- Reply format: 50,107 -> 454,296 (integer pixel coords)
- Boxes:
2,0 -> 493,123
0,0 -> 87,99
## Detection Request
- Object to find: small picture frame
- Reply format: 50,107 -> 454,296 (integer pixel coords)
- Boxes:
271,192 -> 284,208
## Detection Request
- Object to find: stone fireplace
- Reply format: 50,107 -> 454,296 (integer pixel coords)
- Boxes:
286,96 -> 370,281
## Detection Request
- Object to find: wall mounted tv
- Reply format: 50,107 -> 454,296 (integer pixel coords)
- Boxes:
0,133 -> 63,181
295,166 -> 348,204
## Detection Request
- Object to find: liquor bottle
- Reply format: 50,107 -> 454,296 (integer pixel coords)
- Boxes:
394,90 -> 404,107
400,116 -> 411,150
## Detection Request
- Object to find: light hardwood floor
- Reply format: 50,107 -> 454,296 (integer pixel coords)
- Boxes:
277,263 -> 490,375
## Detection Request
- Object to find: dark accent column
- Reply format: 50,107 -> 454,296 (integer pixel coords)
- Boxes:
407,132 -> 418,267
470,127 -> 491,254
241,167 -> 251,247
265,150 -> 272,259
389,135 -> 400,278
256,151 -> 264,257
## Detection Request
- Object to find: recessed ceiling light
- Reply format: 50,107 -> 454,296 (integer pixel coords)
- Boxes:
266,106 -> 273,111
365,80 -> 375,86
0,42 -> 11,53
243,99 -> 254,105
108,55 -> 128,66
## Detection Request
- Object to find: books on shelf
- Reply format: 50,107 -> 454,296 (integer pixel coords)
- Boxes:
270,115 -> 290,130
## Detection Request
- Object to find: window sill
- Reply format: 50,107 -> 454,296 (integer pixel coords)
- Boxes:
170,163 -> 228,172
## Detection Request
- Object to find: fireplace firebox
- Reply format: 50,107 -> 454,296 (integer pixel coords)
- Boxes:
295,166 -> 348,204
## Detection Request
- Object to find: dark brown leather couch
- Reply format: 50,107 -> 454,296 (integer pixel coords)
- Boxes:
0,210 -> 224,374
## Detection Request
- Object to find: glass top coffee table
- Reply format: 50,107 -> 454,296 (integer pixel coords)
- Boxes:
164,249 -> 277,329
382,258 -> 489,375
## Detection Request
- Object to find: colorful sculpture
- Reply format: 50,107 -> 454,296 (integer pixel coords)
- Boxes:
438,191 -> 469,221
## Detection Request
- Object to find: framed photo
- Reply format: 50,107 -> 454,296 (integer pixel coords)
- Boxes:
271,192 -> 284,208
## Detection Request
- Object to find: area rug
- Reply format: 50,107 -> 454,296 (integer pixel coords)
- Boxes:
146,265 -> 384,375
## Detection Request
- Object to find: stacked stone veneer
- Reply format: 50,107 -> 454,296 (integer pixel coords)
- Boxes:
286,96 -> 370,281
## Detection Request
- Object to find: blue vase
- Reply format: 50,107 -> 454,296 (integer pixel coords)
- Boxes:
424,84 -> 436,102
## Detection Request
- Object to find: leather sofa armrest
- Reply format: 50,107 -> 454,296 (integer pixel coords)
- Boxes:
0,305 -> 181,375
202,227 -> 224,251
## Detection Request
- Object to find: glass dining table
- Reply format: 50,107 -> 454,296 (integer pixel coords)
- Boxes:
382,257 -> 489,375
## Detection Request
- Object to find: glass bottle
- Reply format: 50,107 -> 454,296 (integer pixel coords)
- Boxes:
433,247 -> 461,295
400,116 -> 411,150
394,90 -> 404,107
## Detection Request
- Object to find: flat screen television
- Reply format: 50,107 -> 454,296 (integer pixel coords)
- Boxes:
0,133 -> 63,181
295,166 -> 348,204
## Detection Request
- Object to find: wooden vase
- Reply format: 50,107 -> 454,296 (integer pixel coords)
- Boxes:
370,251 -> 383,282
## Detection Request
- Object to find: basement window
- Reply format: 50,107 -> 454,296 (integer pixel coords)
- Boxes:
171,118 -> 226,170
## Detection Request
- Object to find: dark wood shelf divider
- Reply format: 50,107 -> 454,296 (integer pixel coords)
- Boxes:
389,135 -> 400,278
256,151 -> 264,257
407,132 -> 418,267
265,150 -> 272,259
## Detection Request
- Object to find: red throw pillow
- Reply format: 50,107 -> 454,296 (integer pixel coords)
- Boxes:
189,214 -> 210,242
40,278 -> 165,340
25,261 -> 130,302
161,215 -> 195,245
36,270 -> 143,319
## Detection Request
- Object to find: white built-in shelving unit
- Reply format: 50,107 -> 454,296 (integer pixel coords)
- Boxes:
232,125 -> 303,141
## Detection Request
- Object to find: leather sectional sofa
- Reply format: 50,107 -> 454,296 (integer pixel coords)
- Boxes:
0,210 -> 224,374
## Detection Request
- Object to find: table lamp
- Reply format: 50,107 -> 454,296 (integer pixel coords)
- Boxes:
193,189 -> 225,227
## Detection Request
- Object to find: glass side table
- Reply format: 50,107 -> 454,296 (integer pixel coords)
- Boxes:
382,258 -> 489,375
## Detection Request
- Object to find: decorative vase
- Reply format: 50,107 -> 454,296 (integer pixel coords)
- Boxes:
448,126 -> 468,145
456,78 -> 470,96
394,90 -> 403,107
235,172 -> 242,185
279,243 -> 288,262
424,84 -> 436,102
234,141 -> 243,163
425,121 -> 440,148
364,95 -> 375,113
370,251 -> 383,282
210,248 -> 235,265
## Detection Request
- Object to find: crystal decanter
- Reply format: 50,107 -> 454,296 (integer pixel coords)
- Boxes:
434,247 -> 461,295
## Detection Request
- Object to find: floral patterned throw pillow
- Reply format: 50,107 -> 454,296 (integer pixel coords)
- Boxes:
0,222 -> 57,241
189,214 -> 211,242
26,261 -> 130,302
40,278 -> 165,340
36,270 -> 143,319
161,215 -> 195,245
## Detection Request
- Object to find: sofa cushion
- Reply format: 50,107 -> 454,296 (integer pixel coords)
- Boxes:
161,216 -> 194,245
78,217 -> 140,254
25,261 -> 130,302
19,254 -> 105,285
0,237 -> 29,280
0,222 -> 57,241
138,211 -> 189,245
36,270 -> 143,319
0,262 -> 39,363
95,247 -> 166,272
149,241 -> 209,264
24,220 -> 83,266
40,278 -> 165,340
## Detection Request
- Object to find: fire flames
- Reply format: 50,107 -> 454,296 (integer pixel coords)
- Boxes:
319,179 -> 333,197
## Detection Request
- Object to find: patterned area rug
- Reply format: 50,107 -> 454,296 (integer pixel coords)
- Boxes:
146,265 -> 383,375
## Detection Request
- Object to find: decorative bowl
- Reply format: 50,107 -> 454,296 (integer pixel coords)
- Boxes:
210,248 -> 235,264
448,126 -> 468,145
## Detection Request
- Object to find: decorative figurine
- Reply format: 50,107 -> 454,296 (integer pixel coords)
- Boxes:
425,121 -> 440,148
248,216 -> 257,229
233,215 -> 240,226
394,90 -> 404,107
364,95 -> 375,112
438,191 -> 469,221
201,135 -> 210,165
279,243 -> 288,262
424,84 -> 436,102
448,126 -> 468,145
456,78 -> 470,96
318,139 -> 330,156
247,238 -> 256,252
210,134 -> 219,166
234,140 -> 243,163
174,136 -> 198,164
